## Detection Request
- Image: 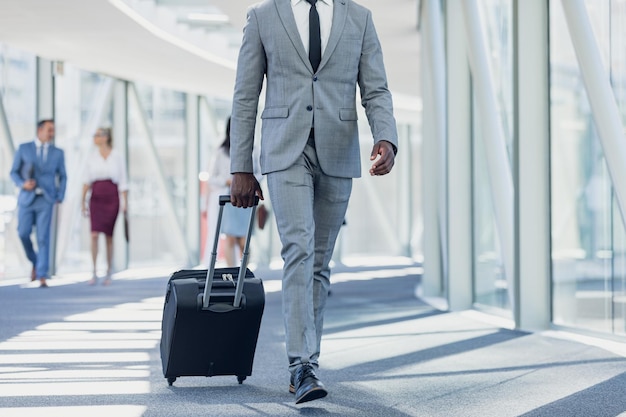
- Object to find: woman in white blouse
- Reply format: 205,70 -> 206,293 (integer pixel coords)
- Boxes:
81,127 -> 128,285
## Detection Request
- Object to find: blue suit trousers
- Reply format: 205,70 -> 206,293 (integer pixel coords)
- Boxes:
17,195 -> 54,278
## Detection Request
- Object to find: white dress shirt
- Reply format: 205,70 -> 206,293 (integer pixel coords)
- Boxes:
34,138 -> 48,162
291,0 -> 334,57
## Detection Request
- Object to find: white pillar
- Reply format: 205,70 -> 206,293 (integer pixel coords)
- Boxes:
420,0 -> 443,298
113,80 -> 129,271
186,94 -> 201,264
37,58 -> 54,121
516,0 -> 551,330
37,58 -> 57,275
446,0 -> 473,310
425,0 -> 449,287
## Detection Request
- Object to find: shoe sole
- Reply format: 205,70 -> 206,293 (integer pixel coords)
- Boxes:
295,386 -> 328,404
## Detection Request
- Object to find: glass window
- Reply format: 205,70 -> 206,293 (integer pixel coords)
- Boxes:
199,96 -> 231,265
0,44 -> 36,148
550,0 -> 623,334
135,83 -> 187,227
611,0 -> 626,336
0,45 -> 36,280
54,64 -> 115,275
127,83 -> 188,267
472,0 -> 513,315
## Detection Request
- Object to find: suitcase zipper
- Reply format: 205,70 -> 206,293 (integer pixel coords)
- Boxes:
222,273 -> 236,287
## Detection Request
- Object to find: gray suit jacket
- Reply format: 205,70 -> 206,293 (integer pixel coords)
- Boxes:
230,0 -> 398,179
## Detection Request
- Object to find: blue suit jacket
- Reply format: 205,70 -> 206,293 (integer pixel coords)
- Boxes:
10,141 -> 67,207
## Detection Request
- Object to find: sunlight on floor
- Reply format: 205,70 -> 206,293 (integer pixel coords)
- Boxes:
0,296 -> 162,406
262,265 -> 421,294
0,405 -> 146,417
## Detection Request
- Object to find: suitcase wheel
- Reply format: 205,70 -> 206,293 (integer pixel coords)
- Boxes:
237,375 -> 246,384
167,377 -> 177,386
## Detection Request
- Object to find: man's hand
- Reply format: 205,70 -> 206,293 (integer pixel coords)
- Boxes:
230,173 -> 264,208
22,179 -> 36,191
369,140 -> 396,176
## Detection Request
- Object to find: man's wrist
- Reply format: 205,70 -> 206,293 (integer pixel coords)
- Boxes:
380,140 -> 398,155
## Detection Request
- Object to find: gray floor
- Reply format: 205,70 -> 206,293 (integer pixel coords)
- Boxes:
1,263 -> 626,417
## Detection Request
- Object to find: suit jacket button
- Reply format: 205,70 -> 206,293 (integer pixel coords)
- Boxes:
313,76 -> 318,81
306,105 -> 313,111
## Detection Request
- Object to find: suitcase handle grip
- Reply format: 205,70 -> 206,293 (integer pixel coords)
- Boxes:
202,195 -> 257,310
197,293 -> 246,312
219,195 -> 260,206
207,304 -> 240,313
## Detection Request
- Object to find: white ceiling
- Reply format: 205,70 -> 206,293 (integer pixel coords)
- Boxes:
0,0 -> 420,101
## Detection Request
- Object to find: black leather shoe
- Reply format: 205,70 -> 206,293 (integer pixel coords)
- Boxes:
293,364 -> 327,404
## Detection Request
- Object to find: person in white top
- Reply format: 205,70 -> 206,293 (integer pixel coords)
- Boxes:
205,117 -> 262,267
81,127 -> 129,285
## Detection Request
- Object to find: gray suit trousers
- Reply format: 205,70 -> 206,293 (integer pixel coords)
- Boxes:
267,142 -> 352,373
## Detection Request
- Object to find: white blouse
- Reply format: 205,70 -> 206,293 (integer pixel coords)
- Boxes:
84,148 -> 129,192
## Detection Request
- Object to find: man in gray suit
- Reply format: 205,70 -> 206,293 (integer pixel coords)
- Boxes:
229,0 -> 397,404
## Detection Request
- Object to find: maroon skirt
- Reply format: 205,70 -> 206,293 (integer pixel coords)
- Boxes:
90,180 -> 120,236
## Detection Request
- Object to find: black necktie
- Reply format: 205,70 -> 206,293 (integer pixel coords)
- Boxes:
306,0 -> 321,72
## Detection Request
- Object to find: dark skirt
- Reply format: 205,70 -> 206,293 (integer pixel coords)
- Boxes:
90,180 -> 120,236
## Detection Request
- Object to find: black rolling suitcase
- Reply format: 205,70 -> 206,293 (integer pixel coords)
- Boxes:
160,195 -> 265,386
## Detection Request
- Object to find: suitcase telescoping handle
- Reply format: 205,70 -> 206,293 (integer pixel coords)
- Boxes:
202,195 -> 259,310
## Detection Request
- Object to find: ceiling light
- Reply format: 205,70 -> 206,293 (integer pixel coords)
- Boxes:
186,13 -> 229,24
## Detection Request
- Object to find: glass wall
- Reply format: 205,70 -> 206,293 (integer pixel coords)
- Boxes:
472,0 -> 513,314
54,65 -> 114,275
0,44 -> 36,279
0,44 -> 36,147
198,96 -> 231,266
126,83 -> 189,268
333,118 -> 420,261
0,51 -> 422,282
550,0 -> 626,335
611,0 -> 626,336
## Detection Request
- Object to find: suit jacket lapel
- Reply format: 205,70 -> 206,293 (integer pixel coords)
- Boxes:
275,0 -> 313,72
319,0 -> 347,72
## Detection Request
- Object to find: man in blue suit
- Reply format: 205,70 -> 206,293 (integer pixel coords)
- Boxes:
229,0 -> 397,404
10,119 -> 67,287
